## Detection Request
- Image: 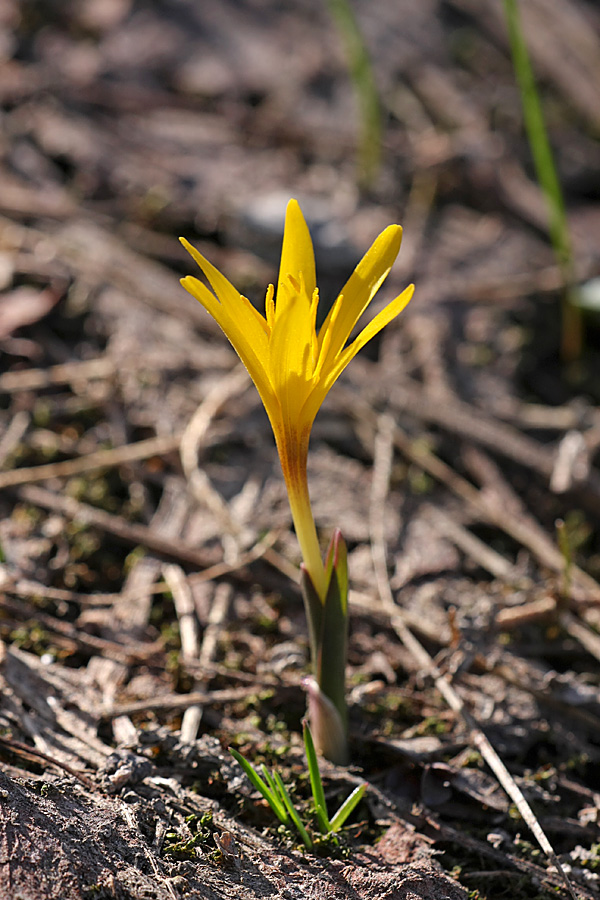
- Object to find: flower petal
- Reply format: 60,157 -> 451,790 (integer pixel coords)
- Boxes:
181,275 -> 277,415
318,224 -> 402,365
179,274 -> 222,322
268,277 -> 315,432
277,200 -> 316,306
301,284 -> 414,426
180,237 -> 270,336
180,238 -> 240,306
331,283 -> 414,382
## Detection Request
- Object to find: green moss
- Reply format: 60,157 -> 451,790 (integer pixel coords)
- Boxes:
9,623 -> 55,657
124,545 -> 147,574
33,399 -> 52,427
415,715 -> 451,737
408,466 -> 434,495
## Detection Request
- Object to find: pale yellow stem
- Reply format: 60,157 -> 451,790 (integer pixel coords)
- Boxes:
287,475 -> 327,600
277,432 -> 327,600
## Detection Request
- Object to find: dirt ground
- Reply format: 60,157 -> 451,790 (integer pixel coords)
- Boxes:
1,1 -> 600,898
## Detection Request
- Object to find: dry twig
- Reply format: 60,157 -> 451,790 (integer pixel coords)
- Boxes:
368,412 -> 580,900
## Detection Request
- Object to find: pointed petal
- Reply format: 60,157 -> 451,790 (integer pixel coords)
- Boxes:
181,275 -> 277,415
180,237 -> 269,337
181,275 -> 269,364
313,293 -> 343,381
180,237 -> 240,306
318,225 -> 402,365
277,200 -> 316,305
268,279 -> 315,436
239,293 -> 271,336
179,274 -> 222,322
340,283 -> 414,365
301,284 -> 414,426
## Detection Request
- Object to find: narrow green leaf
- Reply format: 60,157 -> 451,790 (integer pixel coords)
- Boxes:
324,530 -> 336,585
273,771 -> 313,850
502,0 -> 568,261
332,529 -> 348,614
260,763 -> 281,800
501,0 -> 580,360
326,0 -> 382,186
303,720 -> 331,833
300,565 -> 324,669
304,531 -> 349,765
260,763 -> 291,820
229,749 -> 288,825
329,783 -> 367,832
317,532 -> 349,751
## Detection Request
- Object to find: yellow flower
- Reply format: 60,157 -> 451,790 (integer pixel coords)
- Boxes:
180,200 -> 413,599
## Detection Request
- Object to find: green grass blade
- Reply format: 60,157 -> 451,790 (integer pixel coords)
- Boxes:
229,749 -> 288,825
329,783 -> 367,832
504,0 -> 568,260
326,0 -> 381,186
502,0 -> 581,359
273,771 -> 313,850
303,720 -> 331,833
260,764 -> 288,812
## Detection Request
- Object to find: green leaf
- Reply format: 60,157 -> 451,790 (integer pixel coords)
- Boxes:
324,531 -> 336,585
329,783 -> 367,832
317,531 -> 349,748
273,771 -> 313,850
501,0 -> 580,360
303,720 -> 331,834
229,748 -> 288,825
332,529 -> 348,612
260,763 -> 289,812
303,531 -> 349,765
300,565 -> 324,668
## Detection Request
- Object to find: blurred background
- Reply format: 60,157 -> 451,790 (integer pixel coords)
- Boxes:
1,3 -> 600,897
2,0 -> 599,339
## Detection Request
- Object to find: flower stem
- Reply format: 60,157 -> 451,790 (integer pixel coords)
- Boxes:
287,472 -> 327,600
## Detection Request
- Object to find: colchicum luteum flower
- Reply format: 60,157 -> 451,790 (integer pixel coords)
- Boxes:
181,200 -> 413,764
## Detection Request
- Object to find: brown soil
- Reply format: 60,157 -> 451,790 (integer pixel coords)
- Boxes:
0,1 -> 599,898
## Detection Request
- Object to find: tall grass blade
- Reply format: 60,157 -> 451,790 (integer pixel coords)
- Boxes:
329,783 -> 367,832
273,772 -> 313,850
229,748 -> 289,825
502,0 -> 581,360
303,720 -> 331,834
326,0 -> 382,186
261,763 -> 287,809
